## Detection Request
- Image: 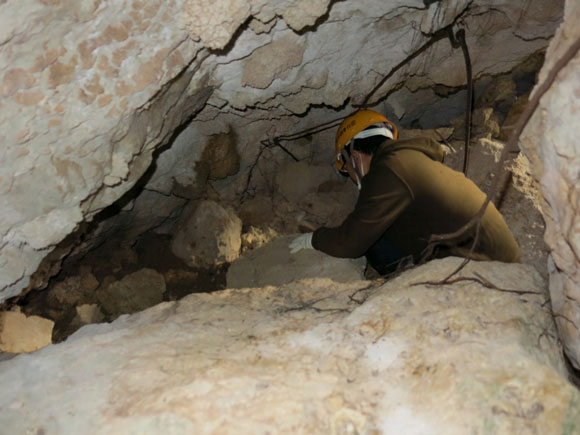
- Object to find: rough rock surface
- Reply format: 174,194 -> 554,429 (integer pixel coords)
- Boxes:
96,268 -> 165,319
520,0 -> 580,368
0,0 -> 208,301
0,0 -> 564,303
50,269 -> 100,306
0,311 -> 54,353
75,304 -> 105,325
227,235 -> 365,288
0,258 -> 578,433
171,200 -> 242,268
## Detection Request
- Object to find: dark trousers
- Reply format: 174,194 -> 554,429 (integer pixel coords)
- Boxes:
365,238 -> 406,276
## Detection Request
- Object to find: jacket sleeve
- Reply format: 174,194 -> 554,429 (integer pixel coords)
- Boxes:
312,164 -> 413,258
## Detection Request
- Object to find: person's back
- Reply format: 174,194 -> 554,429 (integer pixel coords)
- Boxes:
372,138 -> 520,263
289,109 -> 520,275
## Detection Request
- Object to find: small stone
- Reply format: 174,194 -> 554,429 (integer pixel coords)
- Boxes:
75,304 -> 105,325
171,200 -> 242,268
0,311 -> 54,353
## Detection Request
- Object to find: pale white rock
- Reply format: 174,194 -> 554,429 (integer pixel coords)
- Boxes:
242,32 -> 306,89
10,207 -> 83,250
0,258 -> 578,433
145,124 -> 206,196
0,0 -> 202,301
182,0 -> 252,49
171,200 -> 242,268
520,0 -> 580,368
280,0 -> 332,31
0,311 -> 54,353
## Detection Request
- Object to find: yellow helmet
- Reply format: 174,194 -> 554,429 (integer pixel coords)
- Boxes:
335,110 -> 398,172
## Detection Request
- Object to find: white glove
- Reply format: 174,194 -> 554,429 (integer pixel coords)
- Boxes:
289,233 -> 314,254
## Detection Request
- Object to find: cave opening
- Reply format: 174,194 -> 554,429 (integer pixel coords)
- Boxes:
2,1 -> 580,430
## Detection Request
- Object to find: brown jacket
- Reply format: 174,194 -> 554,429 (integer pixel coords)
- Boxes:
312,136 -> 520,263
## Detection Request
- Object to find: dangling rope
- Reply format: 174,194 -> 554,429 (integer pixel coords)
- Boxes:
448,28 -> 473,175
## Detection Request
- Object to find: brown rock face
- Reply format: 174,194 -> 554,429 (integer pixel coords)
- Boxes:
200,129 -> 241,181
96,268 -> 166,319
171,200 -> 242,268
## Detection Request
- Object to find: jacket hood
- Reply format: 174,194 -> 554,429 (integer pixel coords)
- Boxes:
374,136 -> 445,162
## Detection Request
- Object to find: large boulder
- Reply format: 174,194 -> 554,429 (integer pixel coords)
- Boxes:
227,235 -> 365,288
171,200 -> 242,268
0,258 -> 577,433
96,268 -> 166,319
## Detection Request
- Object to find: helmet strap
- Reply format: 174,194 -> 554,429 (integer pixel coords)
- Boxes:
351,153 -> 364,190
354,172 -> 362,191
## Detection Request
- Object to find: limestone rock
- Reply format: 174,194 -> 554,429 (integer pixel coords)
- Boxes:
280,0 -> 332,31
0,0 -> 204,301
0,311 -> 54,353
146,122 -> 209,197
53,304 -> 107,343
96,268 -> 165,318
182,0 -> 252,49
171,200 -> 242,268
200,129 -> 240,180
50,270 -> 100,306
75,304 -> 106,325
227,235 -> 365,288
241,226 -> 278,253
520,0 -> 580,368
242,32 -> 306,89
0,258 -> 577,433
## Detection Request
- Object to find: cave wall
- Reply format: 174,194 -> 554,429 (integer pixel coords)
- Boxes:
521,0 -> 580,368
0,0 -> 204,301
0,1 -> 564,304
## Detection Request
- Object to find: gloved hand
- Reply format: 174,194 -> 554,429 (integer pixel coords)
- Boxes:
289,233 -> 314,254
